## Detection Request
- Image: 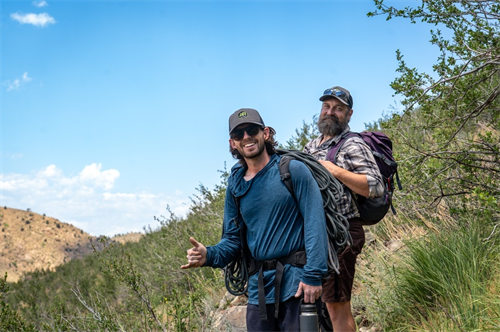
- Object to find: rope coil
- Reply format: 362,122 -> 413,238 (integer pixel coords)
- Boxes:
276,149 -> 352,275
224,254 -> 249,296
224,149 -> 352,296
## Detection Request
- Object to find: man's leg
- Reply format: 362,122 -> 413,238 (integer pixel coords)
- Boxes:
321,218 -> 365,332
246,303 -> 278,331
326,301 -> 356,332
246,297 -> 304,332
278,297 -> 302,332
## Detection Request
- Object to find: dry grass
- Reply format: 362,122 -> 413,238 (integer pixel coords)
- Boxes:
0,207 -> 140,282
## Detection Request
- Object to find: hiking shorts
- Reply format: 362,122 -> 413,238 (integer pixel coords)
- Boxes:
322,217 -> 365,303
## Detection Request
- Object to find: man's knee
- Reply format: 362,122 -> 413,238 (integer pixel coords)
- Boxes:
326,301 -> 352,320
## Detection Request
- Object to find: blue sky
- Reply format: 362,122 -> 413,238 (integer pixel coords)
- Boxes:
1,0 -> 437,236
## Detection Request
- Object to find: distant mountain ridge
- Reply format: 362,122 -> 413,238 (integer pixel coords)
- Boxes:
0,207 -> 142,282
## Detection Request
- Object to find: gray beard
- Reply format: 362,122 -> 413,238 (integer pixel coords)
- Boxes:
317,115 -> 348,137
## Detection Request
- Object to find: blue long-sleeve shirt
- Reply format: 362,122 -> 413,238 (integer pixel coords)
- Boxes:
205,153 -> 328,305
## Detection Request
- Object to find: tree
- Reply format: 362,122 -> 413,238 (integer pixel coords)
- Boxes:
0,273 -> 36,332
368,0 -> 500,221
280,116 -> 319,150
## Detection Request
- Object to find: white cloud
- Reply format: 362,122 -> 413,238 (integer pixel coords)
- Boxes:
38,164 -> 60,177
79,163 -> 120,190
11,12 -> 56,27
6,72 -> 33,91
0,164 -> 190,237
33,0 -> 48,7
7,79 -> 21,91
22,72 -> 32,82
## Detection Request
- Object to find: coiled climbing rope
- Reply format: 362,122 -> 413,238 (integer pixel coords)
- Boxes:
224,253 -> 249,296
276,149 -> 352,275
224,149 -> 352,296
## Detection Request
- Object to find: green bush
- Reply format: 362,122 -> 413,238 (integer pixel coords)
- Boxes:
1,273 -> 36,332
358,216 -> 500,331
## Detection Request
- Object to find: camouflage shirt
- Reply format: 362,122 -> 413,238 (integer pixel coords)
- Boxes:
304,126 -> 384,220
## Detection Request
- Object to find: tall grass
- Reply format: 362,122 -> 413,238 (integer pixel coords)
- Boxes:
356,215 -> 500,331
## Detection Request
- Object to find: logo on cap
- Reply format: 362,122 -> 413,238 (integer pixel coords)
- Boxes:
238,111 -> 248,119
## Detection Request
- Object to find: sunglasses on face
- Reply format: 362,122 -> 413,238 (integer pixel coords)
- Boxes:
323,88 -> 349,104
231,124 -> 264,141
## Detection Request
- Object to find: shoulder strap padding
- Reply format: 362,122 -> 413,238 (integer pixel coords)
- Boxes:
278,155 -> 296,202
326,132 -> 358,164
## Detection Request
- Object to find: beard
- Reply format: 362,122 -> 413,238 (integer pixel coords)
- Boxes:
317,114 -> 349,137
236,138 -> 266,160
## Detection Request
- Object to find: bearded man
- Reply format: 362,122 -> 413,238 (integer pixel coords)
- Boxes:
304,86 -> 384,332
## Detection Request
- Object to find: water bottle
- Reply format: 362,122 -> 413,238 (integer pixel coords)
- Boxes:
299,302 -> 319,332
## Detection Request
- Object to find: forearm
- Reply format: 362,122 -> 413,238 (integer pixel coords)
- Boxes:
320,160 -> 370,197
302,212 -> 328,284
205,237 -> 240,268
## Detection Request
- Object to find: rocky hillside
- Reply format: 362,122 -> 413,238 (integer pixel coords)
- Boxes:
0,207 -> 142,282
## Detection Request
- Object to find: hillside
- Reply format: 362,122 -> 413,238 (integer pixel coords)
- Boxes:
0,207 -> 142,282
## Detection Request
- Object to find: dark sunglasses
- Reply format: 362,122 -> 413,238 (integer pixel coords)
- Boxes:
323,88 -> 348,103
231,124 -> 263,141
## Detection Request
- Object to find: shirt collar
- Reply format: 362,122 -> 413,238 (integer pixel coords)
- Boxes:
317,125 -> 351,148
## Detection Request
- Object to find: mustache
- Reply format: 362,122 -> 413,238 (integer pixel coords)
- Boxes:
321,114 -> 339,121
241,138 -> 257,145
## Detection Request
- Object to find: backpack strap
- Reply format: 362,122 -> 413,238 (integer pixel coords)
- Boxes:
249,251 -> 307,320
327,132 -> 403,191
231,180 -> 305,322
325,132 -> 382,220
326,131 -> 358,164
279,155 -> 296,202
373,151 -> 397,168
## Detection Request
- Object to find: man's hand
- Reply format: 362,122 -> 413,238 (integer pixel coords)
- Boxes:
318,160 -> 341,178
294,282 -> 322,303
180,237 -> 207,269
319,160 -> 370,197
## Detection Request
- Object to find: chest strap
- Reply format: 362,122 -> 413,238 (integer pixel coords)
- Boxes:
249,250 -> 307,321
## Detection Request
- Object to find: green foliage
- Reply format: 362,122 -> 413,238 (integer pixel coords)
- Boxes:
356,215 -> 500,331
396,220 -> 498,331
367,0 -> 500,223
349,1 -> 500,330
0,273 -> 36,332
280,116 -> 319,150
3,4 -> 500,330
3,171 -> 229,331
4,253 -> 119,331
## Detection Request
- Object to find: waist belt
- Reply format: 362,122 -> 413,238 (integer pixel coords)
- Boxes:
249,250 -> 307,321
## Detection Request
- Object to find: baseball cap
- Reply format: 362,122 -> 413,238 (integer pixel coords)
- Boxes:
229,108 -> 275,134
319,86 -> 354,109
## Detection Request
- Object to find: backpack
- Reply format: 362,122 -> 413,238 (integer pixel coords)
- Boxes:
275,150 -> 352,273
325,131 -> 402,225
224,151 -> 352,297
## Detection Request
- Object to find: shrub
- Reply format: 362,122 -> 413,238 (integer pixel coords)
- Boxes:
0,273 -> 36,332
358,216 -> 500,331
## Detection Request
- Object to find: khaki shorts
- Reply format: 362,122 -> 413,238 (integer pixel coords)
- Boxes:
322,218 -> 365,303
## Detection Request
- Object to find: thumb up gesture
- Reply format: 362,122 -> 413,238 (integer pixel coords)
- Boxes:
181,237 -> 207,269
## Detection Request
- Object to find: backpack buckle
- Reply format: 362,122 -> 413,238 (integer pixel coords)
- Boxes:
262,260 -> 278,271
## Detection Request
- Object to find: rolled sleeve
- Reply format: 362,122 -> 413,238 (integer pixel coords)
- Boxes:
337,137 -> 384,198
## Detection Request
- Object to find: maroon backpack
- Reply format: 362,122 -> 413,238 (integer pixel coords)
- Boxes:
326,131 -> 402,225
